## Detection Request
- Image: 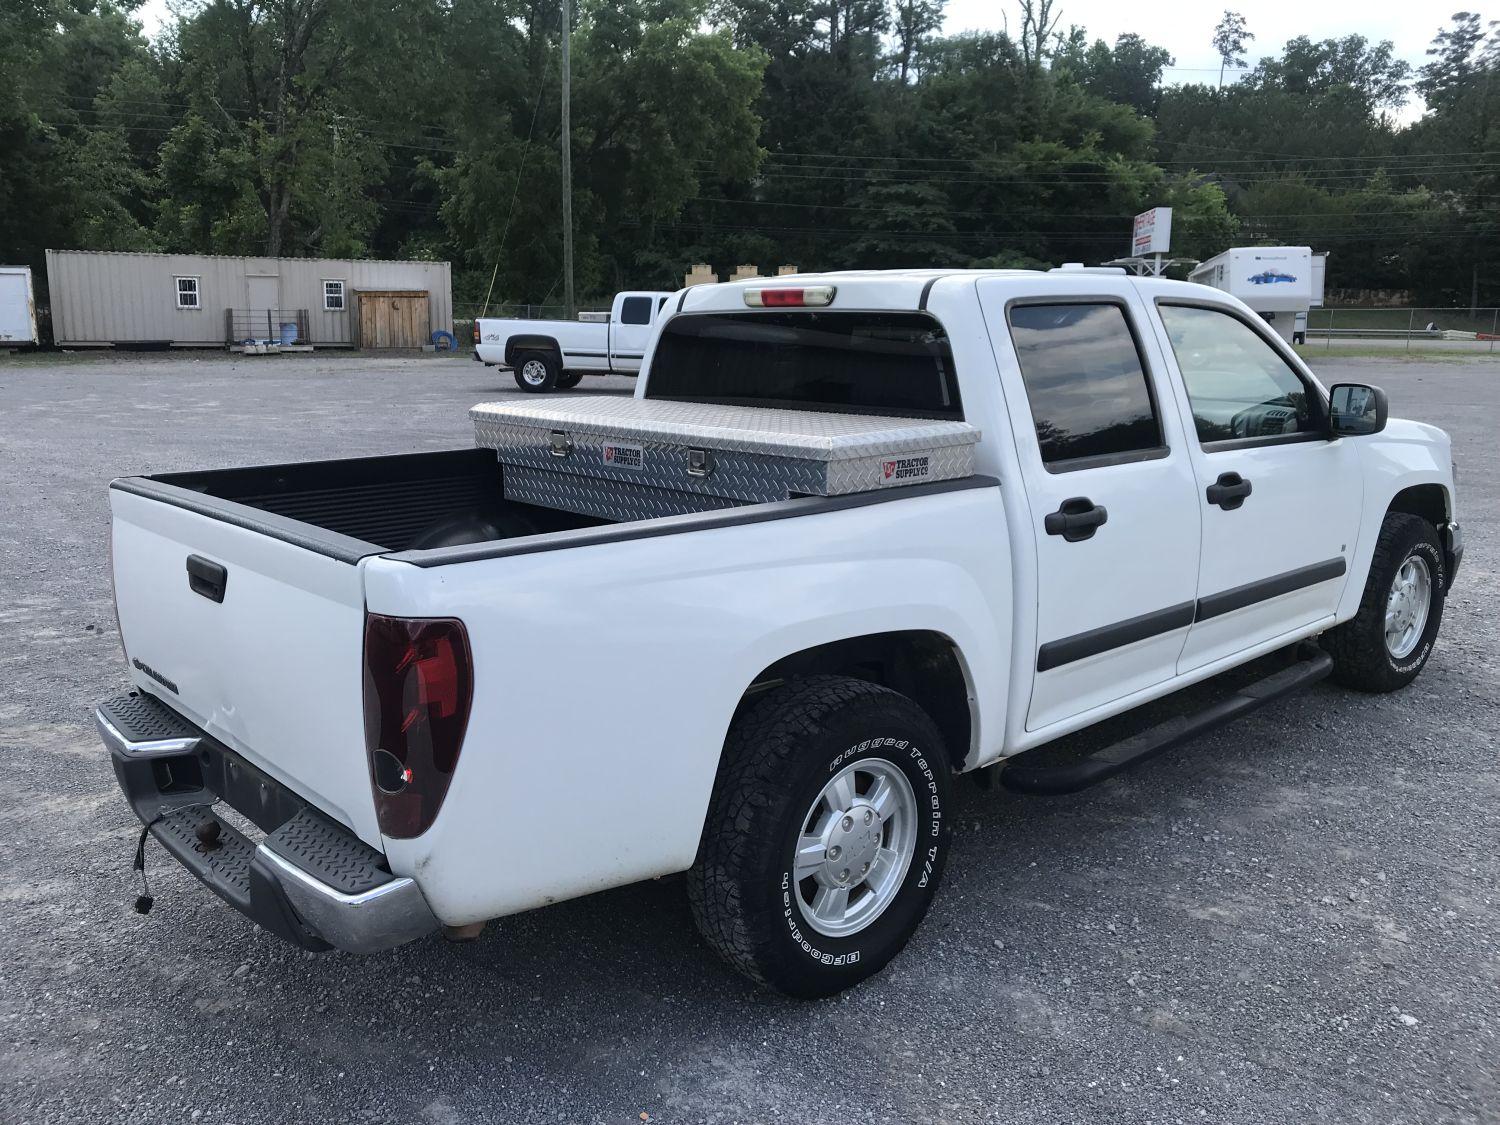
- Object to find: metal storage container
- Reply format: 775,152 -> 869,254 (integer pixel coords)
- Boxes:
471,397 -> 980,522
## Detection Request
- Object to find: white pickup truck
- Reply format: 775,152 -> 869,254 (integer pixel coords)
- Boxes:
473,290 -> 672,391
98,269 -> 1461,998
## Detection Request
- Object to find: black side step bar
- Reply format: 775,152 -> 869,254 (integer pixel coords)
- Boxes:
999,645 -> 1334,796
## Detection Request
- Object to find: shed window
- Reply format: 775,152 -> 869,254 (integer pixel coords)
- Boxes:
323,280 -> 346,311
175,276 -> 200,310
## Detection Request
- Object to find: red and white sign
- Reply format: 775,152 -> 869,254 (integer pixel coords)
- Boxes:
1132,207 -> 1172,256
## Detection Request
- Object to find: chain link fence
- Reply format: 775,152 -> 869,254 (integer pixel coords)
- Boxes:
1303,307 -> 1500,353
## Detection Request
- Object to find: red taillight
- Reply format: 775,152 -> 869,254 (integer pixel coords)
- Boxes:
363,614 -> 474,839
471,320 -> 480,344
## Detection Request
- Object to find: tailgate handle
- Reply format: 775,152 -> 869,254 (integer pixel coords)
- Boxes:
186,555 -> 228,603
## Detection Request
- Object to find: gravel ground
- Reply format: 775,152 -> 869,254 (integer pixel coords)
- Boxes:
0,349 -> 1496,1125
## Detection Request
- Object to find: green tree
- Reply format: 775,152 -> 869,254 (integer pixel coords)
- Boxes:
1060,32 -> 1175,115
1212,10 -> 1253,87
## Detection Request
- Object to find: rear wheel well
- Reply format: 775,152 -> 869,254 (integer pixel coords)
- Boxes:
741,632 -> 974,771
1387,484 -> 1448,529
504,336 -> 561,367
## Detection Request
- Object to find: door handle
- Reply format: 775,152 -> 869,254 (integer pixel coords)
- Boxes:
1206,472 -> 1253,510
186,554 -> 228,603
1044,497 -> 1108,542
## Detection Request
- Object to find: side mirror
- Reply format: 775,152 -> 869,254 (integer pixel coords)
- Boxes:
1329,383 -> 1388,437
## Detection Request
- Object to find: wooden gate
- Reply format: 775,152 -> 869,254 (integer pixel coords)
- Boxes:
356,290 -> 431,349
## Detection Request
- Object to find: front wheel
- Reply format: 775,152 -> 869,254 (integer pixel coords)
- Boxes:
687,675 -> 952,998
512,350 -> 559,392
1324,512 -> 1446,692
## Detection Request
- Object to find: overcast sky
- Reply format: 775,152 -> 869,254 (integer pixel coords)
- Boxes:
134,0 -> 1479,119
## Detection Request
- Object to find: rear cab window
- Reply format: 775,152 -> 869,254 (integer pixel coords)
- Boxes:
1005,302 -> 1165,470
645,311 -> 963,420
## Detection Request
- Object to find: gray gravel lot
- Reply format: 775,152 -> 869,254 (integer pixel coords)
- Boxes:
1,349 -> 1496,1124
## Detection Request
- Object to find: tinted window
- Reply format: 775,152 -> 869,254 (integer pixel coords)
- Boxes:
1158,304 -> 1318,443
620,296 -> 653,325
1007,303 -> 1161,465
646,312 -> 962,419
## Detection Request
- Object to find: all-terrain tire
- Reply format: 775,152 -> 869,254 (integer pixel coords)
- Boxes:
687,675 -> 953,998
512,350 -> 560,392
1323,512 -> 1445,693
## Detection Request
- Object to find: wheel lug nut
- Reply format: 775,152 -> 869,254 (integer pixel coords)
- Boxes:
842,816 -> 853,831
864,810 -> 873,825
839,869 -> 849,882
828,846 -> 841,860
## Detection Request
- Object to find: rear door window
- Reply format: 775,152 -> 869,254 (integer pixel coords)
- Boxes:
646,311 -> 962,419
1006,303 -> 1164,469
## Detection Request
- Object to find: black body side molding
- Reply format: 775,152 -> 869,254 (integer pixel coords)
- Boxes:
1036,556 -> 1348,671
1036,601 -> 1194,672
1002,644 -> 1333,795
1195,557 -> 1347,621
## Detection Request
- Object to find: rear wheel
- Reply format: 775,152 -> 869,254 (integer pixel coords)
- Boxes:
1324,513 -> 1446,692
687,675 -> 952,998
512,350 -> 559,393
556,370 -> 585,389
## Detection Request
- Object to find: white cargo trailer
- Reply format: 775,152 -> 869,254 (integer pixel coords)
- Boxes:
1189,247 -> 1315,344
0,266 -> 38,346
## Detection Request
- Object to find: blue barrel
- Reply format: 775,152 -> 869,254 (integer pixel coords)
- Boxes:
279,322 -> 299,345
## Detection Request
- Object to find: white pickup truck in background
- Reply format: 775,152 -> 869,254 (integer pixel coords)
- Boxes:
97,268 -> 1460,998
473,290 -> 671,391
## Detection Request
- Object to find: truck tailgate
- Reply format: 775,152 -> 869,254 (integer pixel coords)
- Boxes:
108,486 -> 380,846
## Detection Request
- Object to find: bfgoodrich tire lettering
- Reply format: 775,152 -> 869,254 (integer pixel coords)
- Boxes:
1325,512 -> 1446,693
687,675 -> 952,998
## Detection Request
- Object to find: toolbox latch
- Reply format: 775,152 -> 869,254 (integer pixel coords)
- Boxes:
687,448 -> 713,478
548,430 -> 574,458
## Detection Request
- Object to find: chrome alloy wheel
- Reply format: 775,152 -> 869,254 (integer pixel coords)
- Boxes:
519,358 -> 550,386
792,758 -> 918,938
1385,554 -> 1432,660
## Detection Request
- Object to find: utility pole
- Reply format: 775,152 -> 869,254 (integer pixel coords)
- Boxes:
560,0 -> 575,321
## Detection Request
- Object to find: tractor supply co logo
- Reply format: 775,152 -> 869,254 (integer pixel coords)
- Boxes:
602,442 -> 644,469
881,455 -> 931,483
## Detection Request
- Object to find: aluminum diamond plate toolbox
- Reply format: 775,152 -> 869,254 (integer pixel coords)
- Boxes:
470,397 -> 981,521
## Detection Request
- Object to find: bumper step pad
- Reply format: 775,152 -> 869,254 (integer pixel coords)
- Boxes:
263,809 -> 390,896
97,690 -> 201,754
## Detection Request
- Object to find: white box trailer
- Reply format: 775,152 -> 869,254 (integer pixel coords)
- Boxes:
0,266 -> 39,346
1189,247 -> 1315,344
